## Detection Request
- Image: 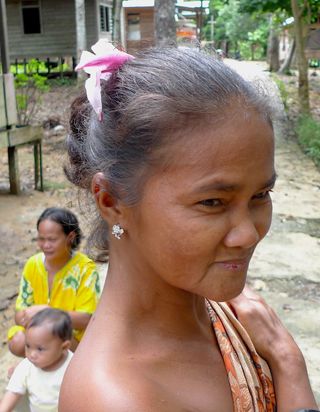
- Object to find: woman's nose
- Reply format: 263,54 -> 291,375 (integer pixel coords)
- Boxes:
223,212 -> 260,249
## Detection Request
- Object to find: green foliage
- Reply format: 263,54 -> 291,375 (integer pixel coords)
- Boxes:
239,41 -> 265,60
10,58 -> 71,75
14,64 -> 50,125
204,0 -> 269,59
272,76 -> 289,110
48,77 -> 77,87
238,0 -> 319,23
296,115 -> 320,166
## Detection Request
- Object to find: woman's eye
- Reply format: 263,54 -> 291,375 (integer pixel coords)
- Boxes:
38,347 -> 44,351
253,189 -> 273,200
199,199 -> 222,207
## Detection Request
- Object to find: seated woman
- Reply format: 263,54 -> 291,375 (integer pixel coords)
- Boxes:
8,207 -> 101,356
59,41 -> 318,411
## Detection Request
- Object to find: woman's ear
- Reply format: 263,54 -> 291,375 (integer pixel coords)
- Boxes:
91,172 -> 123,224
67,231 -> 76,247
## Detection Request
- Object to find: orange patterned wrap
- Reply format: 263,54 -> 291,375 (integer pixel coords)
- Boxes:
206,300 -> 276,412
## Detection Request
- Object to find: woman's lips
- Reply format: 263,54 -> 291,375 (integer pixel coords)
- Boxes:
215,258 -> 250,271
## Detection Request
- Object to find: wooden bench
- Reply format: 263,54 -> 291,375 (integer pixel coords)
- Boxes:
0,73 -> 43,194
0,126 -> 43,194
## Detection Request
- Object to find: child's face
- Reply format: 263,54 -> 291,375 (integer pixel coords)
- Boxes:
25,324 -> 69,371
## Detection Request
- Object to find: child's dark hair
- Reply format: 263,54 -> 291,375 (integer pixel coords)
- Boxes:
37,207 -> 82,250
65,47 -> 273,255
27,308 -> 72,342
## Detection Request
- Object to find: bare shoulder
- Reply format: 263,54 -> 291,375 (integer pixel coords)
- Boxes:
59,350 -> 163,412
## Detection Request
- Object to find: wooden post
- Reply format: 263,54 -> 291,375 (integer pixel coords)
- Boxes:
8,146 -> 20,195
34,140 -> 44,191
0,0 -> 10,73
75,0 -> 87,80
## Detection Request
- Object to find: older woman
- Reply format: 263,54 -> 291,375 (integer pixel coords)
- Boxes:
60,43 -> 318,412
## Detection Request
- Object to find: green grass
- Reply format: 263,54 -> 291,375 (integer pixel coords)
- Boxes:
43,180 -> 69,191
272,76 -> 289,110
296,115 -> 320,166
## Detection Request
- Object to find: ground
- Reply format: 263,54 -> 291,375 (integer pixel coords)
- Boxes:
0,61 -> 319,407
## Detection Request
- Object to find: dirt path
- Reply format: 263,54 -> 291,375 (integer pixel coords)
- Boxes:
0,62 -> 319,405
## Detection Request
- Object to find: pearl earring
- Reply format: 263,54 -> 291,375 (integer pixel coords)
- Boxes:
112,224 -> 124,240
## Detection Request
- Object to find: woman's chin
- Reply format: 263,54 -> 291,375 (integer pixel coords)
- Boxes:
205,282 -> 246,303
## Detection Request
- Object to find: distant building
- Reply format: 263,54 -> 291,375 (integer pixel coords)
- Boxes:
5,0 -> 112,60
122,0 -> 209,54
279,17 -> 320,64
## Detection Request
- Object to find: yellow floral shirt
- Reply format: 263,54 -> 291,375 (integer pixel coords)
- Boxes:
14,252 -> 101,341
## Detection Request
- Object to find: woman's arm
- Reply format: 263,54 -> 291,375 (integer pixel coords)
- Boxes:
0,391 -> 22,412
66,311 -> 91,330
229,286 -> 318,412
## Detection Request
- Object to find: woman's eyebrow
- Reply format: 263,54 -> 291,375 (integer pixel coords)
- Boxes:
194,172 -> 277,194
262,172 -> 277,189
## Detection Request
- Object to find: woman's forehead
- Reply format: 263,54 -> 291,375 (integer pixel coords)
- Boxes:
161,109 -> 274,169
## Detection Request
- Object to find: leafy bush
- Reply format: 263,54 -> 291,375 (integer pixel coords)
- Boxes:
296,115 -> 320,166
11,58 -> 72,75
15,70 -> 49,125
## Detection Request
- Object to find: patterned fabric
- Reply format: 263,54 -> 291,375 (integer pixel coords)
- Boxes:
9,252 -> 101,341
206,300 -> 276,412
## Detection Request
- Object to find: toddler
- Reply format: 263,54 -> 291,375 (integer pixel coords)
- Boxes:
0,308 -> 73,412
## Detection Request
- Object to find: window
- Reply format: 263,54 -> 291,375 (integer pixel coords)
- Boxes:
100,5 -> 112,33
21,0 -> 41,34
127,14 -> 141,41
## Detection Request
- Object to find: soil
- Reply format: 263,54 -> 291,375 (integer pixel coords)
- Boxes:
0,62 -> 319,407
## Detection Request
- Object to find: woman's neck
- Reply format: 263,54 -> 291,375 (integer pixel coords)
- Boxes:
44,252 -> 73,276
100,254 -> 211,341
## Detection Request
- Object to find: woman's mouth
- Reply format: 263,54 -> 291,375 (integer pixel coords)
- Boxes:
215,257 -> 250,271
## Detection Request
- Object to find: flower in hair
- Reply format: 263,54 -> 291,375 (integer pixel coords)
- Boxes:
75,39 -> 134,121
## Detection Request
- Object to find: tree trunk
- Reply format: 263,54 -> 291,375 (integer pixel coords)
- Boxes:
113,0 -> 123,45
278,38 -> 296,74
154,0 -> 176,47
75,0 -> 86,81
290,0 -> 310,114
267,27 -> 280,72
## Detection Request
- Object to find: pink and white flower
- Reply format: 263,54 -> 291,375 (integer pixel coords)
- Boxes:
75,39 -> 134,121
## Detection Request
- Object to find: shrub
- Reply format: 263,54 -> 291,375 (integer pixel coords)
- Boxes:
15,71 -> 49,125
296,115 -> 320,166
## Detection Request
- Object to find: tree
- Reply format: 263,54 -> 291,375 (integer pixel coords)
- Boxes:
290,0 -> 310,113
239,0 -> 319,113
278,38 -> 296,73
113,0 -> 123,44
206,0 -> 269,59
154,0 -> 176,47
267,26 -> 280,71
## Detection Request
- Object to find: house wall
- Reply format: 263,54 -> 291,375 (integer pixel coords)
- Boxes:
6,0 -> 107,60
7,0 -> 76,59
97,0 -> 113,41
125,7 -> 154,54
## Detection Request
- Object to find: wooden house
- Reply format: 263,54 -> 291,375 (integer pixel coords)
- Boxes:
121,0 -> 155,54
5,0 -> 113,60
305,23 -> 320,60
279,17 -> 320,64
121,0 -> 208,54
